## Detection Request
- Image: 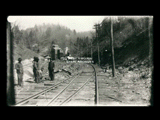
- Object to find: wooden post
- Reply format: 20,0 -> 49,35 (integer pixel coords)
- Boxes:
91,40 -> 93,59
87,43 -> 88,57
78,40 -> 79,58
80,43 -> 81,59
97,42 -> 100,65
97,24 -> 101,66
7,21 -> 15,105
110,17 -> 116,77
98,24 -> 101,66
70,38 -> 71,54
94,24 -> 101,66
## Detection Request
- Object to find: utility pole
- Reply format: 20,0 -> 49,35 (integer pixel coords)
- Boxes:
78,39 -> 79,58
97,42 -> 100,65
87,42 -> 88,57
91,39 -> 93,59
70,38 -> 71,54
110,17 -> 116,77
80,39 -> 81,59
94,23 -> 101,66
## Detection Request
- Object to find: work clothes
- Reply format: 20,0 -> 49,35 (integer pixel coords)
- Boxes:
48,60 -> 55,80
33,61 -> 40,83
51,49 -> 55,60
15,62 -> 23,86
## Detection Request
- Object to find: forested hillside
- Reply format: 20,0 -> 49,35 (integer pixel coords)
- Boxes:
12,16 -> 153,68
89,17 -> 153,68
11,23 -> 92,59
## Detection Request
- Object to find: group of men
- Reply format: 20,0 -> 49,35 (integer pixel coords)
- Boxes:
15,56 -> 55,87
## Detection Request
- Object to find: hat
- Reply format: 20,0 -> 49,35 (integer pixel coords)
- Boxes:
34,57 -> 36,61
18,58 -> 22,61
33,57 -> 39,62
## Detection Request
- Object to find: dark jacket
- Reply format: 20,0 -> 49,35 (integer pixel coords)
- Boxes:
48,61 -> 55,71
33,61 -> 39,72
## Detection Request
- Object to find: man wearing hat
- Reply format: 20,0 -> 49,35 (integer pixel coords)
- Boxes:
48,57 -> 55,81
51,44 -> 55,60
33,57 -> 40,83
15,58 -> 23,87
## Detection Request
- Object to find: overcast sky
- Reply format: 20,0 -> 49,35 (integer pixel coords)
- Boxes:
8,16 -> 108,32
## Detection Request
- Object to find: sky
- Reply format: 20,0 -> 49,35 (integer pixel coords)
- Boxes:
8,16 -> 108,32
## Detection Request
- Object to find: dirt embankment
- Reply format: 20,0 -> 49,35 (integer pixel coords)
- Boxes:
101,55 -> 152,105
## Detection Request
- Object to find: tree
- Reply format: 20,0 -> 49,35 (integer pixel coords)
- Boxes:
73,29 -> 76,35
12,25 -> 22,44
45,27 -> 52,40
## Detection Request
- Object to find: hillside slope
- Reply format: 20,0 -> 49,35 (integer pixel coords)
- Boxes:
14,43 -> 39,61
91,17 -> 153,69
94,17 -> 153,105
115,29 -> 150,67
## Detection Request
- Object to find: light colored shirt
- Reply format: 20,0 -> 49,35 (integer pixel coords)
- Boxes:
15,62 -> 23,74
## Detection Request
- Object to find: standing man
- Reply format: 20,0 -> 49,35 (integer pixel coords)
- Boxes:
15,58 -> 23,87
48,58 -> 55,81
33,57 -> 39,83
51,44 -> 55,60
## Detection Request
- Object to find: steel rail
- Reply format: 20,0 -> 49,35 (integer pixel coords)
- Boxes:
88,63 -> 99,105
15,74 -> 80,106
46,74 -> 81,106
15,81 -> 64,106
59,74 -> 94,106
46,63 -> 96,106
89,64 -> 125,105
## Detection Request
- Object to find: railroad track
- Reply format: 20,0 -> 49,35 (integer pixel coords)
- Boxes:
15,74 -> 80,106
46,74 -> 94,106
15,63 -> 128,106
15,63 -> 96,106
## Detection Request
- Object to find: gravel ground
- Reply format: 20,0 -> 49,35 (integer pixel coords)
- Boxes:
98,65 -> 152,106
14,58 -> 152,106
